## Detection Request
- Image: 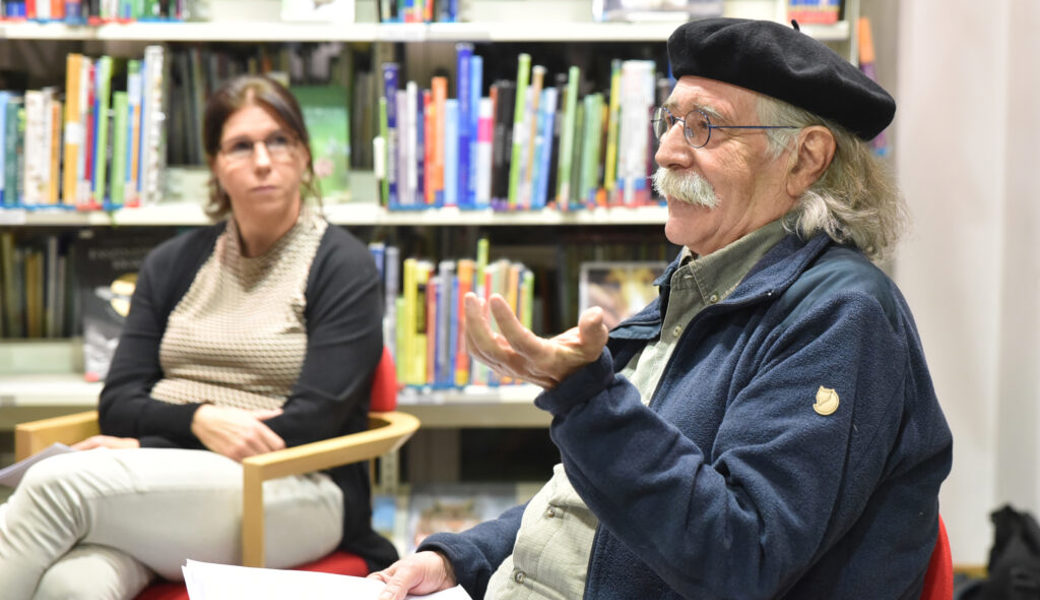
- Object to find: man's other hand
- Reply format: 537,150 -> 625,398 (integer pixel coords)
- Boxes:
369,550 -> 457,600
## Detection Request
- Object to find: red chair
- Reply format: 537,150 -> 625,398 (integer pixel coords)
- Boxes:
920,515 -> 953,600
15,347 -> 418,600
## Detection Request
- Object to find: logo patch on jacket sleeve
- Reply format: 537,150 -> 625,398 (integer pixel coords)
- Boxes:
813,386 -> 840,415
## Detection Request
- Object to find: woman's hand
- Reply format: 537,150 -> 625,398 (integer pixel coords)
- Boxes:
190,404 -> 286,462
463,292 -> 610,389
369,551 -> 457,600
71,435 -> 141,450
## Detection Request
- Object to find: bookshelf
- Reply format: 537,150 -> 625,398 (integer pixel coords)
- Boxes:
0,0 -> 861,484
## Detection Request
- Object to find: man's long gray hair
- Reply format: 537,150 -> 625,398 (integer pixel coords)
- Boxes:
758,95 -> 908,263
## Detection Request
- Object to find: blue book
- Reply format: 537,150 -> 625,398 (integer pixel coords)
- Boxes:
466,54 -> 483,209
455,43 -> 473,209
532,86 -> 558,209
415,88 -> 426,206
443,99 -> 459,208
382,63 -> 400,208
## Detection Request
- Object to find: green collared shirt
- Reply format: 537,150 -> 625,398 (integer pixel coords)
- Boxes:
484,220 -> 789,600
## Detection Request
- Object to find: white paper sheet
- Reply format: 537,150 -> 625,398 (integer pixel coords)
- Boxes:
182,559 -> 473,600
0,442 -> 74,487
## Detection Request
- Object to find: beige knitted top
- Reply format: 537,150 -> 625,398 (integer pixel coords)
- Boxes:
150,207 -> 328,411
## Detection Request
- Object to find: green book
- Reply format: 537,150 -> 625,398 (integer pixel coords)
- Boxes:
92,56 -> 113,207
555,66 -> 580,208
109,91 -> 129,208
292,85 -> 351,201
506,53 -> 531,210
580,93 -> 604,205
4,98 -> 23,208
378,96 -> 389,206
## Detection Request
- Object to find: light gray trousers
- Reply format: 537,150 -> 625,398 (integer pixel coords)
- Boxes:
0,447 -> 343,600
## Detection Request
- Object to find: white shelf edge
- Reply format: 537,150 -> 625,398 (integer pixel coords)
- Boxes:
0,19 -> 850,43
4,202 -> 668,227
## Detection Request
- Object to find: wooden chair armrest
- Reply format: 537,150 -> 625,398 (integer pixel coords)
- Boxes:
15,411 -> 100,461
240,411 -> 420,567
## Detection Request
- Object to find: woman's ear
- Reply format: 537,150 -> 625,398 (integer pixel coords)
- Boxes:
785,126 -> 836,198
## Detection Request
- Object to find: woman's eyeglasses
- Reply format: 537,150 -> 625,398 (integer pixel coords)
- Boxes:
219,132 -> 298,163
651,106 -> 797,148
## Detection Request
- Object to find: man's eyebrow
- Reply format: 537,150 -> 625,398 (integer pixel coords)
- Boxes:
661,99 -> 725,121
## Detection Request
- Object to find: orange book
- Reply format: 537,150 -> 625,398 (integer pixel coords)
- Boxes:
422,90 -> 434,205
430,76 -> 447,205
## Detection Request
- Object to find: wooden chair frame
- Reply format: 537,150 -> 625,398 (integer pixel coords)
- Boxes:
15,409 -> 419,567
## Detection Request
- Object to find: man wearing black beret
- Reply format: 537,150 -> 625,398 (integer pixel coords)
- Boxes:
373,17 -> 952,600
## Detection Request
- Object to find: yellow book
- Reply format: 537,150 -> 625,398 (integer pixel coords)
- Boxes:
61,53 -> 83,206
402,258 -> 418,385
49,98 -> 62,205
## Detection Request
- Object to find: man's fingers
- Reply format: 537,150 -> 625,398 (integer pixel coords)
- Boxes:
577,306 -> 610,354
488,294 -> 542,357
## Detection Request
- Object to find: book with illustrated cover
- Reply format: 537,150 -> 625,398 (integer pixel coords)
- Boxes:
579,261 -> 668,330
405,482 -> 524,554
76,228 -> 175,382
293,84 -> 351,202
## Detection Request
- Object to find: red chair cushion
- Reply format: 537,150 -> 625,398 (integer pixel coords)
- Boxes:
134,552 -> 369,600
370,346 -> 399,412
920,515 -> 953,600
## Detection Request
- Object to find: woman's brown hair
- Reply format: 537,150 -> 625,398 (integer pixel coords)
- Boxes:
202,75 -> 321,219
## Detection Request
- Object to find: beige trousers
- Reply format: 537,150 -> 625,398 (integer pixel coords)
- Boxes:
0,447 -> 343,600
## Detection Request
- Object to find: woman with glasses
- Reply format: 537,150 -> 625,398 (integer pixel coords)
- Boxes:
0,75 -> 396,599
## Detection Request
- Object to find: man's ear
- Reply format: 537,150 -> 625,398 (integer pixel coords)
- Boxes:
785,126 -> 836,198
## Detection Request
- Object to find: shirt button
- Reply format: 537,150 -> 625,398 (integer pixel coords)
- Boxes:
708,293 -> 719,304
672,325 -> 682,338
545,506 -> 557,518
513,569 -> 526,584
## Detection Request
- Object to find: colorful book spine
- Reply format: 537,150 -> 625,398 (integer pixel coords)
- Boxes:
443,98 -> 459,208
603,58 -> 622,203
91,55 -> 112,208
376,96 -> 389,205
532,86 -> 558,210
520,64 -> 545,210
382,63 -> 400,208
466,53 -> 482,209
475,97 -> 493,209
555,66 -> 580,209
108,91 -> 128,208
506,53 -> 531,210
22,90 -> 48,207
0,92 -> 10,207
61,53 -> 83,206
139,45 -> 166,205
430,76 -> 448,206
453,258 -> 475,387
455,43 -> 473,209
47,96 -> 61,205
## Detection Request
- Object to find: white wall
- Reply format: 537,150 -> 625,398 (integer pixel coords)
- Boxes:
894,0 -> 1040,565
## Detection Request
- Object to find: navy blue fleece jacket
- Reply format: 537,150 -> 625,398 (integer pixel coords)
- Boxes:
422,233 -> 952,599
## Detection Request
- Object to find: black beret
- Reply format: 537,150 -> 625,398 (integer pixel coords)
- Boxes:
667,18 -> 895,140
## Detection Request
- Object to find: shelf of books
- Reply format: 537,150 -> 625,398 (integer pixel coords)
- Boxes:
0,19 -> 849,43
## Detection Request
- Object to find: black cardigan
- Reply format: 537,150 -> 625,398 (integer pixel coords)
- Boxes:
98,220 -> 397,570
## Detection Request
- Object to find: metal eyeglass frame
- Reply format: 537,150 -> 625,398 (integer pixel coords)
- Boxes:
652,106 -> 798,148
